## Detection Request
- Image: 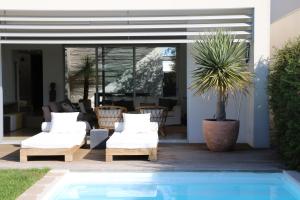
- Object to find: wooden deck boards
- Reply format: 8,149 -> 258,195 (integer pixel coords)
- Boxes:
0,144 -> 283,171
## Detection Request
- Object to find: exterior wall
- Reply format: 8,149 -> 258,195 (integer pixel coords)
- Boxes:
271,0 -> 300,55
187,1 -> 270,147
249,1 -> 270,148
2,44 -> 64,105
0,0 -> 271,11
271,0 -> 300,23
271,8 -> 300,55
186,45 -> 250,144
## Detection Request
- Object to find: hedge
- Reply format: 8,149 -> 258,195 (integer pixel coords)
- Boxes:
269,37 -> 300,170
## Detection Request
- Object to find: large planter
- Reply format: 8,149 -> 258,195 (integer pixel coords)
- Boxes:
203,119 -> 239,152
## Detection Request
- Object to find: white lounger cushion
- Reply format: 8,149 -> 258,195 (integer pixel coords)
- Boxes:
21,119 -> 89,149
50,112 -> 79,133
41,121 -> 91,133
122,113 -> 151,133
21,131 -> 85,149
106,132 -> 158,148
107,122 -> 158,149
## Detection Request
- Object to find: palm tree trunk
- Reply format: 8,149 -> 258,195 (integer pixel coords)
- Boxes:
83,76 -> 89,100
216,91 -> 226,121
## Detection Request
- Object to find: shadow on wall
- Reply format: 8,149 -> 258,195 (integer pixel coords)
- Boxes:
251,57 -> 270,148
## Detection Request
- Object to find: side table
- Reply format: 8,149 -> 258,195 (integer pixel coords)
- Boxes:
90,129 -> 109,149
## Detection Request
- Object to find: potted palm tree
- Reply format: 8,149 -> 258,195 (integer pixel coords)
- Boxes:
190,30 -> 253,151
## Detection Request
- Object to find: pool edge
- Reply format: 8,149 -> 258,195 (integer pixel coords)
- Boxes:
17,169 -> 69,200
283,170 -> 300,186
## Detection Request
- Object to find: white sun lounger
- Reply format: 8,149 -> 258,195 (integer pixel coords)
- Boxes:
105,122 -> 158,162
20,121 -> 89,162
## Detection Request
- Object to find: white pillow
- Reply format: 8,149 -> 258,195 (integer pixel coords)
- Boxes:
50,112 -> 79,133
122,113 -> 151,134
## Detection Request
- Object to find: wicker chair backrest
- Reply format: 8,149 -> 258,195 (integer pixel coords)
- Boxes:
95,106 -> 127,130
137,106 -> 167,127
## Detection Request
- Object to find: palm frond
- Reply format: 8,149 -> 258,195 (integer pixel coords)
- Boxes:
190,30 -> 254,98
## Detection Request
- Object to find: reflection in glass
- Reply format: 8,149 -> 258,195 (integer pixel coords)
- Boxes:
103,47 -> 133,95
65,48 -> 96,104
65,46 -> 177,106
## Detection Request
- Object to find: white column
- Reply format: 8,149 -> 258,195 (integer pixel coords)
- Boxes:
0,44 -> 3,141
248,0 -> 271,148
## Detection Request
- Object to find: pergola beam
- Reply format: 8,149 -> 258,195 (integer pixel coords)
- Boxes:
0,15 -> 251,22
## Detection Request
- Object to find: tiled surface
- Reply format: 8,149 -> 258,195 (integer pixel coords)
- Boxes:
17,170 -> 68,200
0,144 -> 284,171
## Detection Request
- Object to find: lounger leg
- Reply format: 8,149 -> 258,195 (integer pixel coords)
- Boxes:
65,153 -> 73,162
148,149 -> 157,161
106,154 -> 113,162
20,151 -> 28,162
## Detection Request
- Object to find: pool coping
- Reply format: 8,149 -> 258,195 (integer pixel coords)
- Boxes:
17,169 -> 68,200
17,169 -> 300,200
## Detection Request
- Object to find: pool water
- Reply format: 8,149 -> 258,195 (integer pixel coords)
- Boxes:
46,172 -> 300,200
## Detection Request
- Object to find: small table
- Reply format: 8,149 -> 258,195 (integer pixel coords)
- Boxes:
90,129 -> 109,149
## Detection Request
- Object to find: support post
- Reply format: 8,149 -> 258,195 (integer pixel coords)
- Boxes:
248,1 -> 271,148
0,44 -> 3,142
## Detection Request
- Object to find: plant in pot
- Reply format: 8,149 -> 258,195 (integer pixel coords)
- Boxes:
190,30 -> 254,151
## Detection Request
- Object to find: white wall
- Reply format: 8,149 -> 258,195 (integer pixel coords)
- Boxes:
187,1 -> 270,147
0,0 -> 271,11
271,8 -> 300,54
270,0 -> 300,54
271,0 -> 300,23
250,1 -> 270,148
186,45 -> 250,144
2,44 -> 65,105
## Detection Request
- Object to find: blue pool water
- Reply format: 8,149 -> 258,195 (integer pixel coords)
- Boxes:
46,172 -> 300,200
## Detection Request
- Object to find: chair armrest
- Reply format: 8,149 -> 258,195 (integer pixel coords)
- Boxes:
41,122 -> 52,132
172,105 -> 181,113
150,122 -> 159,132
171,105 -> 181,115
114,122 -> 124,132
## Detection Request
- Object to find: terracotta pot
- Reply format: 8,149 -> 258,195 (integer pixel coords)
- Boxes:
203,119 -> 239,152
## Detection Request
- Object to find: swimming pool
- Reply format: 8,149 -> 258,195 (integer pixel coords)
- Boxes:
45,172 -> 300,200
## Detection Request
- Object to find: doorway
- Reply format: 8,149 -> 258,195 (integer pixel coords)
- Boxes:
15,50 -> 43,114
3,50 -> 43,140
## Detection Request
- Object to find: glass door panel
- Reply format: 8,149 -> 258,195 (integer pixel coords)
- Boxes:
103,47 -> 134,95
135,47 -> 176,97
65,47 -> 96,106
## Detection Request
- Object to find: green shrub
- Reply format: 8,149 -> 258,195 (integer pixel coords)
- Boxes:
269,37 -> 300,170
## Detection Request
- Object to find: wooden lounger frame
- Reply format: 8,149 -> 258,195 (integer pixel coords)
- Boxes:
20,140 -> 85,162
105,148 -> 157,162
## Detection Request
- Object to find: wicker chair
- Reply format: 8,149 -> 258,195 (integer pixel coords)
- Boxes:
94,106 -> 127,131
137,106 -> 168,136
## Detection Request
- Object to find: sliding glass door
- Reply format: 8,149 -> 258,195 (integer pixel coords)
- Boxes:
65,45 -> 177,107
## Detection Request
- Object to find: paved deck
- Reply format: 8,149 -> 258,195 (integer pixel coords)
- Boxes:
0,144 -> 284,171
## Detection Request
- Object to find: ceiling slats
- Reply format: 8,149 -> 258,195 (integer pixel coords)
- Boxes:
0,9 -> 253,44
0,15 -> 251,22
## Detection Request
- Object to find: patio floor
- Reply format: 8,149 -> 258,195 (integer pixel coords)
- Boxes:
0,144 -> 284,171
